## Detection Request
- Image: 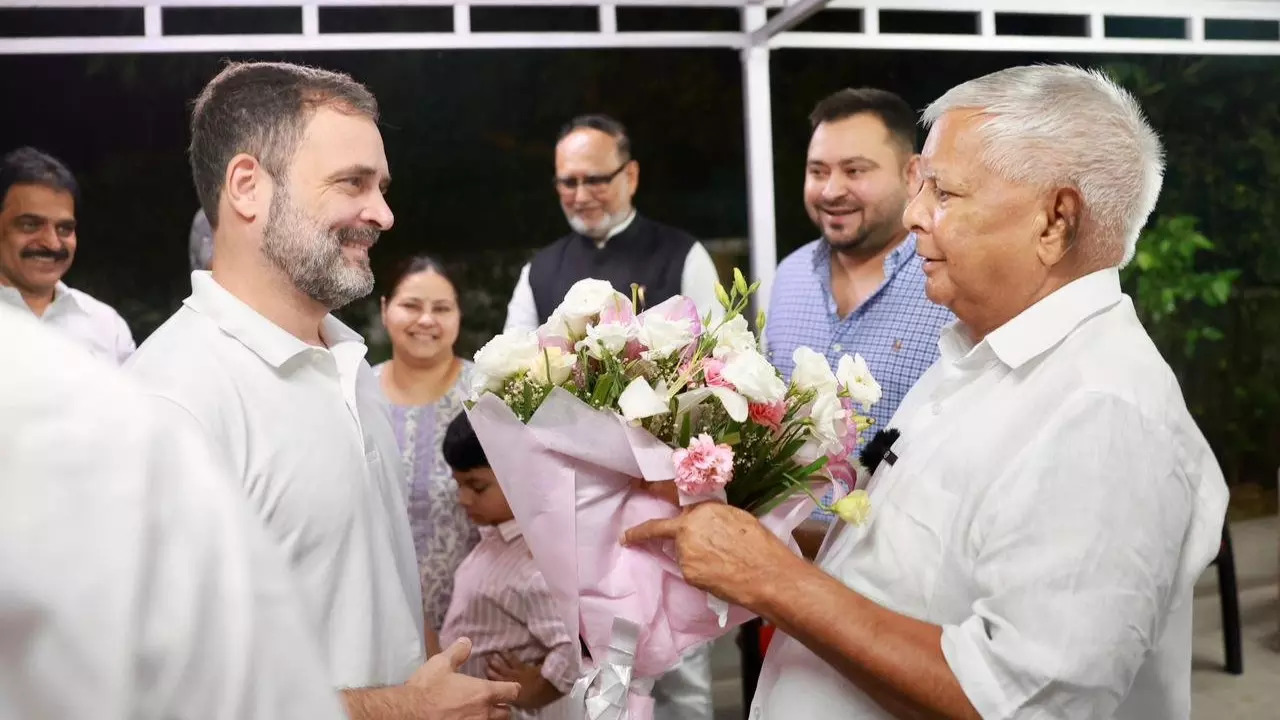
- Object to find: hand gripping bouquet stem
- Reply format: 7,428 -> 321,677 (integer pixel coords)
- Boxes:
466,270 -> 881,719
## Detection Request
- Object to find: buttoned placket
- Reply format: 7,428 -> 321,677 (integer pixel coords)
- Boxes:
819,243 -> 911,364
309,345 -> 367,447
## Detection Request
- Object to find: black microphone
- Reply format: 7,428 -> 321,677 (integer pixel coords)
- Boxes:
859,428 -> 901,475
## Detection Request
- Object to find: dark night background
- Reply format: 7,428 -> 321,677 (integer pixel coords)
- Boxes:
2,5 -> 1278,506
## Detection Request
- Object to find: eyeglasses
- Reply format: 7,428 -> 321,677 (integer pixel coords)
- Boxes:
552,160 -> 630,194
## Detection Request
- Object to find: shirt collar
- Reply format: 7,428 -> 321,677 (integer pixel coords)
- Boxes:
594,209 -> 638,249
941,268 -> 1124,370
479,520 -> 524,542
809,232 -> 919,276
182,271 -> 366,369
0,281 -> 81,316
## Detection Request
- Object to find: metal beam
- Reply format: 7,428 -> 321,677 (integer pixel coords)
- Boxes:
741,3 -> 778,314
749,0 -> 829,45
0,31 -> 745,54
0,0 -> 752,7
815,0 -> 1280,21
769,31 -> 1280,55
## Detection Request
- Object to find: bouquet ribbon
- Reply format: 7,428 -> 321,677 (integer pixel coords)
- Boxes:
570,617 -> 654,720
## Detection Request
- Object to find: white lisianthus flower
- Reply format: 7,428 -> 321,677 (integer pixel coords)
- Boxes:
791,346 -> 838,395
617,377 -> 671,421
575,320 -> 636,359
711,314 -> 758,359
527,346 -> 576,386
806,389 -> 848,454
636,315 -> 694,360
837,353 -> 882,409
537,313 -> 573,350
557,279 -> 626,335
473,331 -> 540,392
720,350 -> 786,404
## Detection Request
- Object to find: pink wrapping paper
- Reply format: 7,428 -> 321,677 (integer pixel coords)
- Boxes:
467,387 -> 839,680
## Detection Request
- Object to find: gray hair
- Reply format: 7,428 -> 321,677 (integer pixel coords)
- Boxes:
921,64 -> 1164,266
188,61 -> 378,229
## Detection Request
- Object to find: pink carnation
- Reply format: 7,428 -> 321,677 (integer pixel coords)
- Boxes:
748,400 -> 786,431
701,358 -> 733,389
672,434 -> 734,497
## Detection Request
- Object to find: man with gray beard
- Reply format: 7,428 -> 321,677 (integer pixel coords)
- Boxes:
127,61 -> 519,720
502,114 -> 721,335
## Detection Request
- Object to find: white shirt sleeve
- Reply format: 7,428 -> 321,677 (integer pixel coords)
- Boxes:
113,310 -> 137,364
681,242 -> 724,324
940,391 -> 1196,719
504,262 -> 540,334
0,308 -> 344,720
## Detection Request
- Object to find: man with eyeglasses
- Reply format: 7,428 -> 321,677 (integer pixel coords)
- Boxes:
503,114 -> 721,334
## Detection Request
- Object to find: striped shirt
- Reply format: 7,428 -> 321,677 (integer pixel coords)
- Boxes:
440,521 -> 578,720
765,236 -> 954,517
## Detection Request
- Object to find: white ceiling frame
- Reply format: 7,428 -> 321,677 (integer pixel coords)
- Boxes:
3,0 -> 1279,310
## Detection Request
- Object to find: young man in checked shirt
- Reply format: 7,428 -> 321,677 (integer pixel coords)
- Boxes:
439,412 -> 579,719
767,88 -> 956,553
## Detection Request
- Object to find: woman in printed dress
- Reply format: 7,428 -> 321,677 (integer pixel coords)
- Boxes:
376,255 -> 478,655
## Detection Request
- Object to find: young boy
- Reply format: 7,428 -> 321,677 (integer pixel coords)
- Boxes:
440,411 -> 578,719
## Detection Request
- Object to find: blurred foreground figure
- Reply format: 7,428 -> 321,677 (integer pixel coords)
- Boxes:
0,301 -> 345,720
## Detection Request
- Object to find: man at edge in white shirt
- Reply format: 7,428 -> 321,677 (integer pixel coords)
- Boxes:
0,301 -> 345,720
625,65 -> 1230,720
0,146 -> 135,363
126,61 -> 518,720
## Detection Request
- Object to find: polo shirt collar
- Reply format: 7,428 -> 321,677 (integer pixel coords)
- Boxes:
182,271 -> 366,369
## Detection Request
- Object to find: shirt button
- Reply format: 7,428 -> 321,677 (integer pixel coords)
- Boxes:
932,402 -> 943,415
832,343 -> 843,353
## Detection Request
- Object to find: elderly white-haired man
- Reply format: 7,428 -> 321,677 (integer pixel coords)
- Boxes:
625,64 -> 1229,720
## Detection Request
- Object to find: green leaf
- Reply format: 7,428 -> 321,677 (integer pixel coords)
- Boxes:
590,374 -> 614,406
1208,274 -> 1235,305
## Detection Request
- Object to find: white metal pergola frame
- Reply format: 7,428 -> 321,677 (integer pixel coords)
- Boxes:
5,0 -> 1280,309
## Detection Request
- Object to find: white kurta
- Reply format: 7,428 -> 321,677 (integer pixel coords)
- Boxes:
126,271 -> 425,689
0,302 -> 343,720
0,281 -> 135,363
752,269 -> 1228,719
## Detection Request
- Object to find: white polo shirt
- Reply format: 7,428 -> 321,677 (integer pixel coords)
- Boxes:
752,269 -> 1229,720
126,271 -> 425,689
0,302 -> 344,720
0,281 -> 135,364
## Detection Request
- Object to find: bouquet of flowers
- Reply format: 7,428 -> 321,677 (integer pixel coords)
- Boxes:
465,270 -> 880,719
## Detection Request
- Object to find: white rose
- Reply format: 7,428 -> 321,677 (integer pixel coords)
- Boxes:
837,353 -> 882,409
806,389 -> 847,454
791,347 -> 837,395
527,346 -> 576,386
574,320 -> 636,359
719,350 -> 786,404
711,314 -> 758,359
472,331 -> 540,391
636,315 -> 694,360
557,279 -> 625,334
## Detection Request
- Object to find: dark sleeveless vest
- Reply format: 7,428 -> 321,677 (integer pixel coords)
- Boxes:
528,214 -> 697,324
